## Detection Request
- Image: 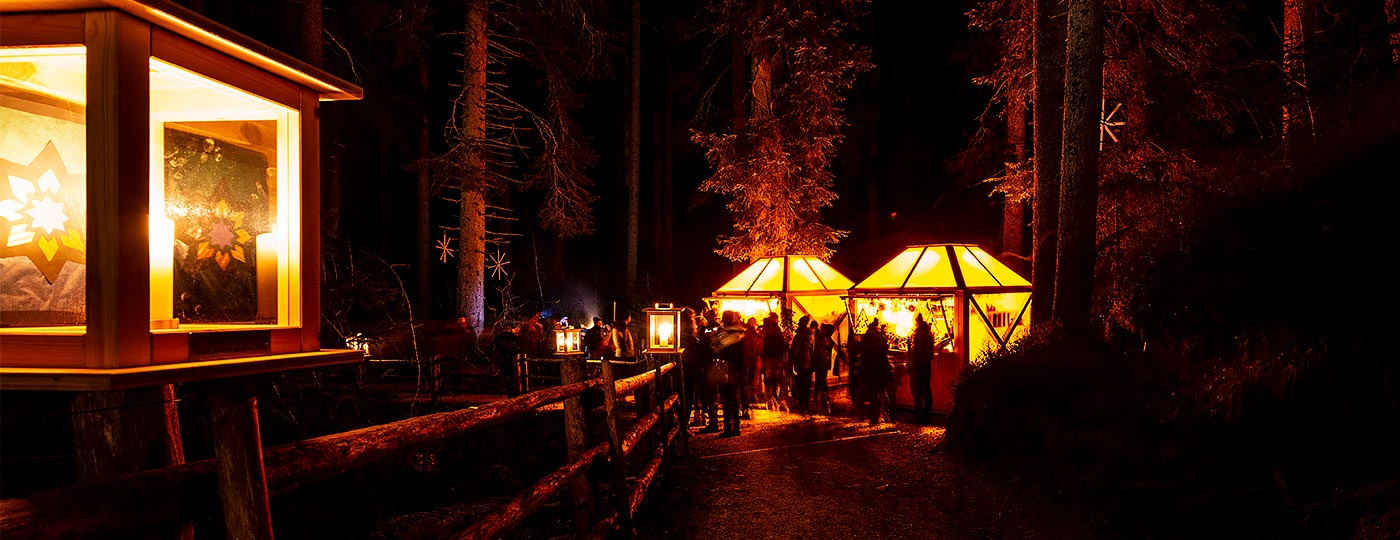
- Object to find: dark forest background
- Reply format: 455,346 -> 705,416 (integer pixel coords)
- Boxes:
180,0 -> 994,332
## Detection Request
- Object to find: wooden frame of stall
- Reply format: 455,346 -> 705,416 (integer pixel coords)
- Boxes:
845,244 -> 1032,414
0,3 -> 363,539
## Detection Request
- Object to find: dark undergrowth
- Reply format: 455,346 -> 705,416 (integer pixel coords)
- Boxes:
947,135 -> 1400,540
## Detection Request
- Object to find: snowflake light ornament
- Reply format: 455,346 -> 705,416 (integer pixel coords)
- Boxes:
486,250 -> 510,280
435,233 -> 456,263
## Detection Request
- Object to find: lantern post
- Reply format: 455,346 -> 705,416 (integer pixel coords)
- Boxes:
642,302 -> 687,455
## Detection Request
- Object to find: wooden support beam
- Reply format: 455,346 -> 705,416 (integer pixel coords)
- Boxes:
560,355 -> 595,536
208,386 -> 274,540
599,357 -> 633,538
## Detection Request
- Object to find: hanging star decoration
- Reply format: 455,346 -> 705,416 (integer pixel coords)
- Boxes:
435,233 -> 456,263
0,141 -> 87,283
194,199 -> 252,270
1100,99 -> 1126,150
486,250 -> 510,280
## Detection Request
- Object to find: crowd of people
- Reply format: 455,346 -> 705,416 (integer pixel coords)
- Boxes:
466,304 -> 943,432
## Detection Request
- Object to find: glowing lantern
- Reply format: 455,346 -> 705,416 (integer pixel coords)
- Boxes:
0,1 -> 364,389
555,327 -> 582,354
643,303 -> 683,353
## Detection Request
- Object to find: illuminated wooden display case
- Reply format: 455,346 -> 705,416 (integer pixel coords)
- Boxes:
0,0 -> 364,389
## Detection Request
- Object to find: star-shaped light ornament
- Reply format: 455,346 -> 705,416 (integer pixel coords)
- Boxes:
194,199 -> 252,270
0,141 -> 86,283
486,250 -> 510,280
435,233 -> 456,263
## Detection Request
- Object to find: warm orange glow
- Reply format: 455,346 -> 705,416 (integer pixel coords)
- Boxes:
150,59 -> 299,327
644,304 -> 684,353
555,328 -> 582,353
0,45 -> 88,328
854,245 -> 1029,290
149,214 -> 176,326
716,297 -> 780,322
714,256 -> 854,294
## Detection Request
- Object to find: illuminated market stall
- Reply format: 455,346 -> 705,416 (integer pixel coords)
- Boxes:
846,244 -> 1031,413
706,255 -> 854,376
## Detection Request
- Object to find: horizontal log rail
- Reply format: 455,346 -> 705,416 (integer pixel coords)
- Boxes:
630,425 -> 679,516
0,361 -> 681,540
450,443 -> 610,540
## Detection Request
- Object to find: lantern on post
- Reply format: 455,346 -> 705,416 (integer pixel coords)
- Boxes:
554,327 -> 582,355
643,303 -> 683,353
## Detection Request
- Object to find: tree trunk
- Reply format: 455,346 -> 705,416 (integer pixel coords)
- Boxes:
661,14 -> 675,292
1282,0 -> 1315,162
1030,0 -> 1066,326
458,0 -> 488,328
1053,0 -> 1104,332
625,0 -> 641,291
417,61 -> 432,314
1002,97 -> 1027,275
300,0 -> 322,67
1389,0 -> 1400,66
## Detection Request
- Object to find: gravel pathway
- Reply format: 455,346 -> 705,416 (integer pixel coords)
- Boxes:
633,399 -> 1121,540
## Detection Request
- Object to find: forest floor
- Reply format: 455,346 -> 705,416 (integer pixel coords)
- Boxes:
632,387 -> 1125,540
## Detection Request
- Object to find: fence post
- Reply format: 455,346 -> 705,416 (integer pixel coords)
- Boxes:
208,383 -> 276,540
560,354 -> 595,536
600,356 -> 634,538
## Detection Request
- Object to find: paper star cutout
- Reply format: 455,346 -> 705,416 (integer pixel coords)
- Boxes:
0,141 -> 86,283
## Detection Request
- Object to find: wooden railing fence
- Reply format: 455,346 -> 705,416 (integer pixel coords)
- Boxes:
0,354 -> 685,540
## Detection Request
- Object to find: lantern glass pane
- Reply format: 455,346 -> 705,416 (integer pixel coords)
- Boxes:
0,46 -> 88,329
149,59 -> 299,327
648,313 -> 675,349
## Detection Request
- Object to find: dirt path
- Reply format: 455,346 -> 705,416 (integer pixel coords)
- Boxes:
633,398 -> 1121,540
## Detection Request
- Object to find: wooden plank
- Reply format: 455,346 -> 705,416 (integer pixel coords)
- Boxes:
150,26 -> 301,109
0,12 -> 84,45
150,332 -> 191,365
0,335 -> 86,367
84,9 -> 150,369
207,386 -> 274,540
269,329 -> 299,354
298,88 -> 320,352
0,349 -> 364,391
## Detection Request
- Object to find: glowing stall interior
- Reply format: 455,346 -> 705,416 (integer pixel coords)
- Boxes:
847,244 -> 1032,413
706,255 -> 854,375
0,1 -> 363,388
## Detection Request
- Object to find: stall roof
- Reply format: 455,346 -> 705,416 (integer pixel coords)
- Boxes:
2,0 -> 363,100
852,244 -> 1030,292
713,255 -> 854,295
